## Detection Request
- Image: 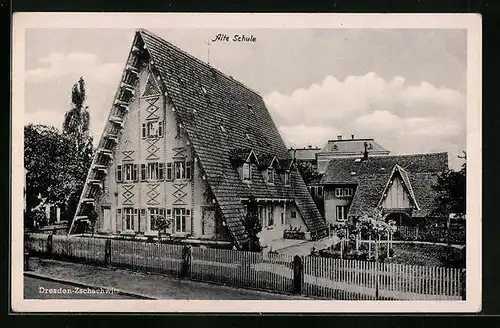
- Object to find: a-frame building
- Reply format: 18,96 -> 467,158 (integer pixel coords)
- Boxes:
68,29 -> 328,250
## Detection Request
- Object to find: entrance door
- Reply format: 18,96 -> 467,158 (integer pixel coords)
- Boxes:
103,207 -> 111,232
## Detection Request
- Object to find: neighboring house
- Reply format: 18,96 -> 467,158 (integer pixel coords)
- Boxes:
68,29 -> 328,250
288,145 -> 321,163
320,151 -> 448,227
317,135 -> 390,174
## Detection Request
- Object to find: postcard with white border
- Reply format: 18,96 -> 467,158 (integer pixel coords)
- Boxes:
11,12 -> 482,313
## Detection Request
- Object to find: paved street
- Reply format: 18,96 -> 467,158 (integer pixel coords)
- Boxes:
24,276 -> 136,299
25,257 -> 308,300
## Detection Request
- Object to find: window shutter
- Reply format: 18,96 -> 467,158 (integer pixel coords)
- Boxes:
158,121 -> 163,137
142,123 -> 146,138
133,208 -> 139,231
133,164 -> 139,181
159,163 -> 165,181
140,164 -> 146,181
116,165 -> 122,182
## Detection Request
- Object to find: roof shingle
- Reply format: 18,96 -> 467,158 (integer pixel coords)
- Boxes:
137,29 -> 327,247
321,153 -> 448,218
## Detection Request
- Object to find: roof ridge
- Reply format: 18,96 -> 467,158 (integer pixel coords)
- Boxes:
138,29 -> 263,98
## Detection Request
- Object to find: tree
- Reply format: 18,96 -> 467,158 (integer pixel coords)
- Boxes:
432,151 -> 466,219
243,196 -> 262,252
63,77 -> 91,153
296,161 -> 323,185
151,215 -> 171,240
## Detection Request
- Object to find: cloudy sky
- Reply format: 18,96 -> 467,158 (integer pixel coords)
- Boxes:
25,28 -> 466,169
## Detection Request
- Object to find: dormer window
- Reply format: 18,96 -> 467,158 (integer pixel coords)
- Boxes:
201,86 -> 207,95
220,125 -> 227,133
267,168 -> 274,184
243,162 -> 251,180
284,170 -> 290,186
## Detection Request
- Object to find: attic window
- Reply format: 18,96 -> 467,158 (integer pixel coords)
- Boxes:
354,158 -> 362,163
267,168 -> 275,184
242,162 -> 251,180
201,86 -> 208,95
351,171 -> 356,175
220,125 -> 226,133
284,170 -> 290,186
245,133 -> 251,140
247,104 -> 255,114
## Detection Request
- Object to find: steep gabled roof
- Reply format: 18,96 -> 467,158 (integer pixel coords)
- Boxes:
376,165 -> 420,210
321,152 -> 448,184
321,152 -> 448,218
136,29 -> 327,247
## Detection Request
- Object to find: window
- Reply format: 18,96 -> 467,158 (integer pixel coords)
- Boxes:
310,186 -> 316,197
291,211 -> 297,219
220,125 -> 226,133
116,165 -> 123,182
258,205 -> 274,228
318,186 -> 323,197
140,164 -> 147,181
335,188 -> 353,197
172,161 -> 192,180
174,161 -> 185,180
281,212 -> 285,225
148,208 -> 165,230
284,171 -> 290,186
335,188 -> 343,197
123,207 -> 137,230
267,168 -> 274,183
336,205 -> 349,221
242,162 -> 251,180
166,163 -> 173,180
267,206 -> 274,227
344,188 -> 353,197
123,163 -> 137,182
148,163 -> 159,180
142,121 -> 163,138
174,208 -> 190,233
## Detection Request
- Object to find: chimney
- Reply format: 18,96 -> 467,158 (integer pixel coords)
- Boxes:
351,134 -> 355,139
363,142 -> 369,160
337,135 -> 342,140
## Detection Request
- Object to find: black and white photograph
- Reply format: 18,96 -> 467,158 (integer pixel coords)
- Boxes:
11,13 -> 482,312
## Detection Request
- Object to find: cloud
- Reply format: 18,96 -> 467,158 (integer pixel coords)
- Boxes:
264,72 -> 466,169
25,52 -> 122,142
26,52 -> 123,84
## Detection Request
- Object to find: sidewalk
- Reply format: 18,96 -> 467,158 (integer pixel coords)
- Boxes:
25,257 -> 309,300
276,236 -> 340,256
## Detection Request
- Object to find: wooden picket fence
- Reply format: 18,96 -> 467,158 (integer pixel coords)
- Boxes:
303,256 -> 463,300
51,235 -> 107,265
190,247 -> 294,294
24,233 -> 465,300
110,239 -> 184,277
25,233 -> 49,254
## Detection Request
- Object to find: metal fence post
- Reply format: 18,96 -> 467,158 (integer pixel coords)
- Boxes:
105,239 -> 111,265
293,255 -> 303,295
47,234 -> 53,255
